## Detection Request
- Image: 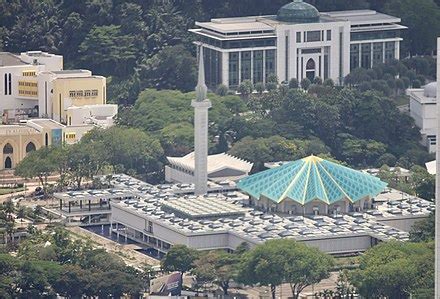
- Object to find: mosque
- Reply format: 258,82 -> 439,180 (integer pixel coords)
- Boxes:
190,0 -> 405,88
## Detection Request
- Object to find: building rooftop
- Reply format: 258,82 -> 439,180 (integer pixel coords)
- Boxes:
167,152 -> 253,176
238,155 -> 387,205
322,10 -> 401,25
52,69 -> 90,74
0,52 -> 26,67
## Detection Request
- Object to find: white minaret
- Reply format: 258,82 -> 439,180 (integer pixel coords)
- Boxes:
436,37 -> 440,299
192,47 -> 211,195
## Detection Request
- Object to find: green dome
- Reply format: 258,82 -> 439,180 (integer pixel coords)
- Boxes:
277,0 -> 320,23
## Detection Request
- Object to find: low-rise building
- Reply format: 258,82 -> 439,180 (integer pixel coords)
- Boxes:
165,152 -> 253,183
0,118 -> 96,170
408,82 -> 437,152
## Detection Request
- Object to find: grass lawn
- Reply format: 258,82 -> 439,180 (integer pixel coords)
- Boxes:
0,187 -> 25,196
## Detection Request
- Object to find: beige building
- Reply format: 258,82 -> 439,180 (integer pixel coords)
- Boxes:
0,119 -> 64,170
0,118 -> 100,170
1,51 -> 110,126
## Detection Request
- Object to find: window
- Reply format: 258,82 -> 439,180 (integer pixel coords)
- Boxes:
3,143 -> 13,154
240,51 -> 251,81
26,142 -> 36,153
385,41 -> 395,63
265,49 -> 276,81
327,30 -> 332,41
350,44 -> 360,71
8,73 -> 11,95
203,47 -> 222,88
91,89 -> 98,96
296,32 -> 301,43
373,42 -> 383,66
306,31 -> 321,42
228,52 -> 239,87
253,50 -> 263,84
361,43 -> 372,68
69,91 -> 75,97
4,74 -> 7,95
76,90 -> 84,97
85,90 -> 91,97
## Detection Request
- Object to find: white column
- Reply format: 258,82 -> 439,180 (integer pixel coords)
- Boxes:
222,52 -> 229,87
192,100 -> 212,195
382,42 -> 386,63
263,50 -> 266,84
370,43 -> 373,68
250,51 -> 254,84
358,44 -> 362,68
395,41 -> 400,60
238,51 -> 241,84
435,37 -> 440,299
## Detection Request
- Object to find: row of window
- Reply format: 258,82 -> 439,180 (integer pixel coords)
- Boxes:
228,49 -> 276,87
22,71 -> 36,77
198,35 -> 276,49
296,30 -> 332,43
3,142 -> 36,154
68,89 -> 98,98
350,30 -> 400,41
18,81 -> 37,87
18,90 -> 38,96
350,41 -> 396,71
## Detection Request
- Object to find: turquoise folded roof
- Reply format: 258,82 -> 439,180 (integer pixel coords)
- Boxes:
237,156 -> 387,205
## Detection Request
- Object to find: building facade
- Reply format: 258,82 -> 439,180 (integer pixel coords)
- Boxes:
1,51 -> 109,125
408,82 -> 437,152
190,0 -> 405,89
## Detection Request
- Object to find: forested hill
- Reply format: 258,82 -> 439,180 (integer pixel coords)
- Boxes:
1,0 -> 440,105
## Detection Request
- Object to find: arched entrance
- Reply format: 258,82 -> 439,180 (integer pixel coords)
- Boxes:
4,157 -> 12,169
305,58 -> 316,81
26,142 -> 36,153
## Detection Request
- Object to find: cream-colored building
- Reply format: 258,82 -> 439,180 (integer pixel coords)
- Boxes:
0,118 -> 98,170
1,51 -> 111,126
39,70 -> 106,123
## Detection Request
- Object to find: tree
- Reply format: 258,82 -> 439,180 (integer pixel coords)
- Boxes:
255,82 -> 265,94
215,84 -> 228,96
288,78 -> 299,89
323,78 -> 334,87
410,212 -> 434,242
79,25 -> 137,76
238,239 -> 333,299
237,80 -> 254,98
301,78 -> 311,90
15,147 -> 56,195
138,45 -> 197,92
162,245 -> 198,286
350,241 -> 434,299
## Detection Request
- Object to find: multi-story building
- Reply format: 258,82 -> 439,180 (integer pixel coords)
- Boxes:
190,0 -> 406,89
1,51 -> 109,126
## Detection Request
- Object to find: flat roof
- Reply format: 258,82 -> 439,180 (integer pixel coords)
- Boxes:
0,52 -> 27,67
162,197 -> 248,219
27,119 -> 65,130
322,10 -> 401,25
52,69 -> 90,74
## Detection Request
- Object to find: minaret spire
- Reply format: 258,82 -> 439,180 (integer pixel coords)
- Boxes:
192,46 -> 212,195
196,47 -> 208,102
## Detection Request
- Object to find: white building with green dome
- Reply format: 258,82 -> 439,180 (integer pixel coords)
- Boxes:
190,0 -> 406,88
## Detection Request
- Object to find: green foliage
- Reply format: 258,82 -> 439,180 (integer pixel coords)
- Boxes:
350,241 -> 434,298
238,239 -> 334,299
301,78 -> 311,90
410,212 -> 435,242
162,244 -> 199,275
288,78 -> 299,89
237,80 -> 254,98
215,84 -> 228,96
0,227 -> 144,298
